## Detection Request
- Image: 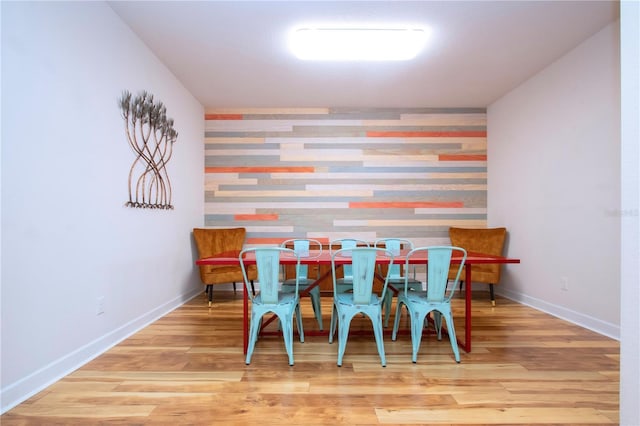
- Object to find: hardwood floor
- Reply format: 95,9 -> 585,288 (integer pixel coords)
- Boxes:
2,291 -> 619,425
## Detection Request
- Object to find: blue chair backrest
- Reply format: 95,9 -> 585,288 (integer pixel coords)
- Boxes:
350,248 -> 378,304
255,248 -> 284,304
375,238 -> 413,279
341,240 -> 357,279
425,246 -> 467,303
331,238 -> 369,279
293,240 -> 310,279
332,247 -> 394,304
281,239 -> 322,280
241,247 -> 299,305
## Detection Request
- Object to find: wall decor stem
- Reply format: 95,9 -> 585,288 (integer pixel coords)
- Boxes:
119,90 -> 178,209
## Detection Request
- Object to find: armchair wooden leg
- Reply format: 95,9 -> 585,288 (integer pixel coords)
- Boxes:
490,284 -> 496,306
251,280 -> 255,295
206,285 -> 213,307
232,282 -> 237,293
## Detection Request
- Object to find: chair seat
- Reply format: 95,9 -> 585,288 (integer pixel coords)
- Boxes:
282,278 -> 315,286
254,292 -> 298,306
401,292 -> 444,304
388,276 -> 421,284
334,292 -> 380,306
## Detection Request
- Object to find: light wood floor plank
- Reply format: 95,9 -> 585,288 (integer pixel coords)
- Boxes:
1,292 -> 619,425
376,407 -> 614,424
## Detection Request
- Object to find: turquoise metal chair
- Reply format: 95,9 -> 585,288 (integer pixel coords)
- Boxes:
329,238 -> 370,294
280,238 -> 324,330
391,246 -> 467,363
329,247 -> 394,367
239,247 -> 304,366
374,238 -> 423,327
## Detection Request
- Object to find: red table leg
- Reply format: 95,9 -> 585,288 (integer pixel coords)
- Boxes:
462,264 -> 472,352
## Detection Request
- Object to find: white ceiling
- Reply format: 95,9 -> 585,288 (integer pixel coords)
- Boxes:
109,1 -> 619,109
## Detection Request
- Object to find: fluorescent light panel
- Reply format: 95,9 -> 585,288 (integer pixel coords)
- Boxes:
290,27 -> 430,61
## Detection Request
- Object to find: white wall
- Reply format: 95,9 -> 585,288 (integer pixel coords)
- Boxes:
619,1 -> 640,424
487,22 -> 621,338
1,2 -> 204,412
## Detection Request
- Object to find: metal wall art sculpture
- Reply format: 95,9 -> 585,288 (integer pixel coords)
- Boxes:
119,90 -> 178,210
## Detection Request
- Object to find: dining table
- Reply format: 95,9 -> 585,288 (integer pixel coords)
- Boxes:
196,249 -> 520,354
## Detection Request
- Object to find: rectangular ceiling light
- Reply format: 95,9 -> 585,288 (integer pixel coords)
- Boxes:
289,27 -> 430,61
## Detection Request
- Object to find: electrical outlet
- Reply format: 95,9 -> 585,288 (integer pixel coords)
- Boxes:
96,296 -> 105,315
560,277 -> 569,292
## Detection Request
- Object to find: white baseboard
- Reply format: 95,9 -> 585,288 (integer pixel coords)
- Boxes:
496,288 -> 620,340
1,288 -> 202,414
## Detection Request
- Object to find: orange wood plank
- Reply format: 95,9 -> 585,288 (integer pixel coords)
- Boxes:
234,214 -> 279,221
205,166 -> 315,173
245,237 -> 290,245
246,237 -> 331,245
349,201 -> 465,208
366,131 -> 486,137
204,114 -> 243,120
439,154 -> 488,161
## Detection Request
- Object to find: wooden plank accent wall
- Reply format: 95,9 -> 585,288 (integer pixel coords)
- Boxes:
204,108 -> 487,247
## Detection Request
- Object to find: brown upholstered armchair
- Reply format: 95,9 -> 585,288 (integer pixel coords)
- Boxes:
193,228 -> 257,306
448,227 -> 507,306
